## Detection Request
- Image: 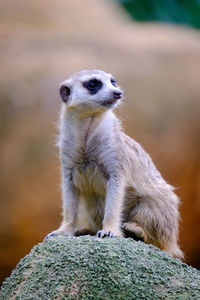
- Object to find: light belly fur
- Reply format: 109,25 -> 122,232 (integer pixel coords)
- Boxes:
72,163 -> 107,229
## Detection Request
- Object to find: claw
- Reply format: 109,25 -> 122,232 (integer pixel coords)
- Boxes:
96,230 -> 114,238
43,232 -> 58,241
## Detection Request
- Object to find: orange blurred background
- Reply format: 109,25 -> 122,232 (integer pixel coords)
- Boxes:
0,0 -> 200,283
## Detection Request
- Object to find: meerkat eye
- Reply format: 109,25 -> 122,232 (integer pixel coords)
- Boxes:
111,78 -> 117,87
83,79 -> 102,95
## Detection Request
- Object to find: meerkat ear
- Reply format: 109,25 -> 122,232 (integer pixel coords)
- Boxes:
59,84 -> 71,103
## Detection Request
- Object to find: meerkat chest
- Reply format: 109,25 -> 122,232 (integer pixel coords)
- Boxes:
72,151 -> 107,196
61,135 -> 107,195
60,113 -> 118,194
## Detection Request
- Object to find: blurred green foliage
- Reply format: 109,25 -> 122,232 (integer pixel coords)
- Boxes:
117,0 -> 200,29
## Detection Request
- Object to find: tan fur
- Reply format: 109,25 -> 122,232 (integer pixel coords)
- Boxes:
46,69 -> 183,259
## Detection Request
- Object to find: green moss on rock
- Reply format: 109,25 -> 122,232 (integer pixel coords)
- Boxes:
0,236 -> 200,299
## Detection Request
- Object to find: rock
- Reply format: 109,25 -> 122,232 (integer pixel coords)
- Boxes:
0,236 -> 200,299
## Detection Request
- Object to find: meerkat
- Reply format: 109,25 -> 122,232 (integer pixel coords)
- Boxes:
45,69 -> 183,259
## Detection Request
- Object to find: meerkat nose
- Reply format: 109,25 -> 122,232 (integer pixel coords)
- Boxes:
113,91 -> 122,99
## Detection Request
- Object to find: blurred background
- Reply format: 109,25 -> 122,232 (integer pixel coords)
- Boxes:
0,0 -> 200,284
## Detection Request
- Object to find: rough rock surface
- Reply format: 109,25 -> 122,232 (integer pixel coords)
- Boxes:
0,236 -> 200,299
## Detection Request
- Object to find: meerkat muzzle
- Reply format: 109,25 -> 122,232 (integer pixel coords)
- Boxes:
113,91 -> 122,99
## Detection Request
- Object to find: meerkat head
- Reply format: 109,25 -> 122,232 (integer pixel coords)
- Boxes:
59,70 -> 122,113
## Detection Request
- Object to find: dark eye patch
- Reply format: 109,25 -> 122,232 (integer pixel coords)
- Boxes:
83,78 -> 102,95
111,78 -> 117,87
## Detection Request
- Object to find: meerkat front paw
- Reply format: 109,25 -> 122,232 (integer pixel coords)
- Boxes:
96,229 -> 122,238
44,226 -> 74,241
44,231 -> 61,241
44,230 -> 71,241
